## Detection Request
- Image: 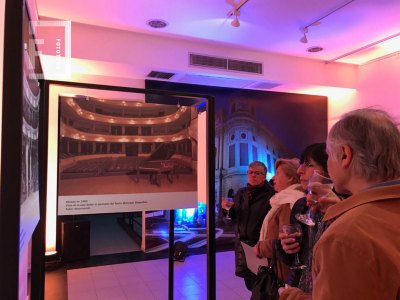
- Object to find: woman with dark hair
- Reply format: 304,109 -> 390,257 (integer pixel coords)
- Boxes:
290,143 -> 328,224
276,142 -> 340,294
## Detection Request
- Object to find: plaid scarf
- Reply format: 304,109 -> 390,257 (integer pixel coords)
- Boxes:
246,181 -> 265,199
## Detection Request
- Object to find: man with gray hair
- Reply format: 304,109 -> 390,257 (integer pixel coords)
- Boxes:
280,108 -> 400,300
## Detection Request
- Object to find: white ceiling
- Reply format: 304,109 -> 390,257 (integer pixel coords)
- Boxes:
36,0 -> 400,65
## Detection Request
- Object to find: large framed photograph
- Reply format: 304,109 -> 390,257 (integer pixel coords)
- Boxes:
57,91 -> 204,215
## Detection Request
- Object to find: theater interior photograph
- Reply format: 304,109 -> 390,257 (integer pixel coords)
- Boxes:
0,0 -> 399,300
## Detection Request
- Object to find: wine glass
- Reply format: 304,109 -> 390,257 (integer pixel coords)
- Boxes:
282,224 -> 306,270
296,170 -> 334,226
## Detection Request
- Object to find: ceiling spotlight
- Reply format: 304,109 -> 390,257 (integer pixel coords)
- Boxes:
300,28 -> 308,43
231,16 -> 240,27
298,0 -> 355,45
227,0 -> 248,28
231,10 -> 241,27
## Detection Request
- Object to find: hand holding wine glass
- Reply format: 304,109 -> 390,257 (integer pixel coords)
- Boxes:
307,192 -> 341,213
282,224 -> 306,270
279,231 -> 300,254
296,170 -> 334,226
221,197 -> 234,210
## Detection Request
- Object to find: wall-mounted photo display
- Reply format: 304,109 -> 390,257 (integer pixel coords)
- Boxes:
57,92 -> 202,216
19,50 -> 40,261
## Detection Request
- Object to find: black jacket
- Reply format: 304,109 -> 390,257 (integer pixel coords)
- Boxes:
229,180 -> 275,244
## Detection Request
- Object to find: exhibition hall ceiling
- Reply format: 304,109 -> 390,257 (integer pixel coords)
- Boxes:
36,0 -> 400,65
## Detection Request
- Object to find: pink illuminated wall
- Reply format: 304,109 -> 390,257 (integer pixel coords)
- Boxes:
353,56 -> 400,118
325,55 -> 400,129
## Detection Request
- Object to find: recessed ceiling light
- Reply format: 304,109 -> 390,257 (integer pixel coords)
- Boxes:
147,19 -> 168,29
307,46 -> 324,53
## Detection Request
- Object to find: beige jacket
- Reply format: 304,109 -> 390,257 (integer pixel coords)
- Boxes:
281,183 -> 400,300
257,203 -> 292,282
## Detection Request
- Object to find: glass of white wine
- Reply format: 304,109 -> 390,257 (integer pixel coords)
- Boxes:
295,170 -> 334,226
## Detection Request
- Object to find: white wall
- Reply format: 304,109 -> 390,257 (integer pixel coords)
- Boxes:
37,19 -> 358,90
354,56 -> 400,118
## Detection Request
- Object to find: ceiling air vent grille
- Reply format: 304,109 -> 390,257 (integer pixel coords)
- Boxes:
189,53 -> 263,75
248,82 -> 282,90
146,71 -> 175,79
228,59 -> 263,74
190,54 -> 228,70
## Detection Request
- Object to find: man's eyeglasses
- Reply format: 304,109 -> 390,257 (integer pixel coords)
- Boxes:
247,171 -> 265,176
298,161 -> 318,170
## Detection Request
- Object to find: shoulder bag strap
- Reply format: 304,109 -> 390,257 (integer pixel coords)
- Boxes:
272,242 -> 285,286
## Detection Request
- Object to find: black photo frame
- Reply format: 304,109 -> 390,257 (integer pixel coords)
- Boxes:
43,80 -> 216,300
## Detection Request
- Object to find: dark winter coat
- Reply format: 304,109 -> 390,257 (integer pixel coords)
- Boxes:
229,180 -> 275,244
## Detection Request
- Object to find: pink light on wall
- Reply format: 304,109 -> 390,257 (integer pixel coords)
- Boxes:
327,32 -> 400,65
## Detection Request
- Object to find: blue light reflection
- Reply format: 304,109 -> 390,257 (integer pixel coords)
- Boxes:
175,202 -> 207,227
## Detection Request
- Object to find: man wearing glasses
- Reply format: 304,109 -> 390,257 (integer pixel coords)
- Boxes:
222,161 -> 275,290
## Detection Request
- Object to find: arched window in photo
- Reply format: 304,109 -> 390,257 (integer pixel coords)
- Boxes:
252,145 -> 258,161
267,153 -> 272,173
240,143 -> 248,166
229,144 -> 235,168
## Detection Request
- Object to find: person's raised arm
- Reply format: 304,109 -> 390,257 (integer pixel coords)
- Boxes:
307,192 -> 341,213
